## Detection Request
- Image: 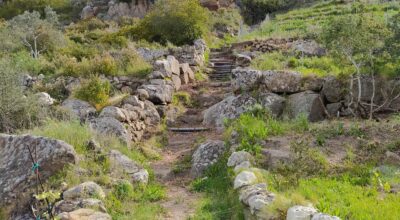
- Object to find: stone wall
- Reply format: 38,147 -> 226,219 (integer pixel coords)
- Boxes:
203,67 -> 400,130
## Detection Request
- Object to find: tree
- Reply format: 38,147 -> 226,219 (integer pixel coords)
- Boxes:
320,12 -> 390,118
9,7 -> 64,59
135,0 -> 209,46
240,0 -> 292,25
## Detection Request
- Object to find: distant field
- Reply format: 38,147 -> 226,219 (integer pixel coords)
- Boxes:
238,0 -> 400,41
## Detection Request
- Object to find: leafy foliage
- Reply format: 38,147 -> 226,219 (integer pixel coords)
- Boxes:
8,7 -> 65,58
75,76 -> 111,107
129,0 -> 210,45
240,0 -> 293,24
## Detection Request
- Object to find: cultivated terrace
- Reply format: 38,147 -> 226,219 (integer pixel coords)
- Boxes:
1,0 -> 400,220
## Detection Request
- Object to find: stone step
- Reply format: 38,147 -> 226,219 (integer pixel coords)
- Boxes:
209,73 -> 231,77
207,81 -> 232,87
168,127 -> 210,132
212,67 -> 234,71
213,71 -> 233,74
209,56 -> 235,60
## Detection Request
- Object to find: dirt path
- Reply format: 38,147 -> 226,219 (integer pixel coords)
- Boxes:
151,47 -> 235,220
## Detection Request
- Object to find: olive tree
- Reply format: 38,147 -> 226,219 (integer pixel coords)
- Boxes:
9,7 -> 64,58
321,13 -> 391,118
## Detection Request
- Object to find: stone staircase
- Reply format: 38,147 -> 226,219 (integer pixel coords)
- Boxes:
208,47 -> 236,81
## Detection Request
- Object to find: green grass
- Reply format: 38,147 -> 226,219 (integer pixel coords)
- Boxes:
236,0 -> 400,40
294,177 -> 400,220
250,51 -> 352,77
191,156 -> 245,220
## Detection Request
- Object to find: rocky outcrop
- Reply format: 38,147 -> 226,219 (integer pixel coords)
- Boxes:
203,94 -> 257,129
0,134 -> 77,216
191,141 -> 226,177
108,150 -> 149,184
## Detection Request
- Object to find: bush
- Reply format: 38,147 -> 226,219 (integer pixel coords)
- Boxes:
131,0 -> 209,45
75,76 -> 110,107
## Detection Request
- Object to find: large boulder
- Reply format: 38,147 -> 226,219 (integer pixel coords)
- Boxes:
89,117 -> 130,143
139,82 -> 174,105
62,99 -> 96,120
0,134 -> 77,216
321,77 -> 346,103
262,71 -> 302,93
154,60 -> 173,78
191,141 -> 226,177
258,92 -> 286,117
203,94 -> 257,129
232,68 -> 262,92
108,150 -> 149,184
286,91 -> 326,122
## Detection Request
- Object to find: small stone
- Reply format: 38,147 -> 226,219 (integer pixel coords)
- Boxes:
227,151 -> 254,167
234,171 -> 257,189
63,182 -> 105,200
287,206 -> 318,220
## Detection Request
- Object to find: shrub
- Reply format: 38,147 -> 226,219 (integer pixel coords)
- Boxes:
75,76 -> 111,107
131,0 -> 209,45
0,59 -> 44,133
